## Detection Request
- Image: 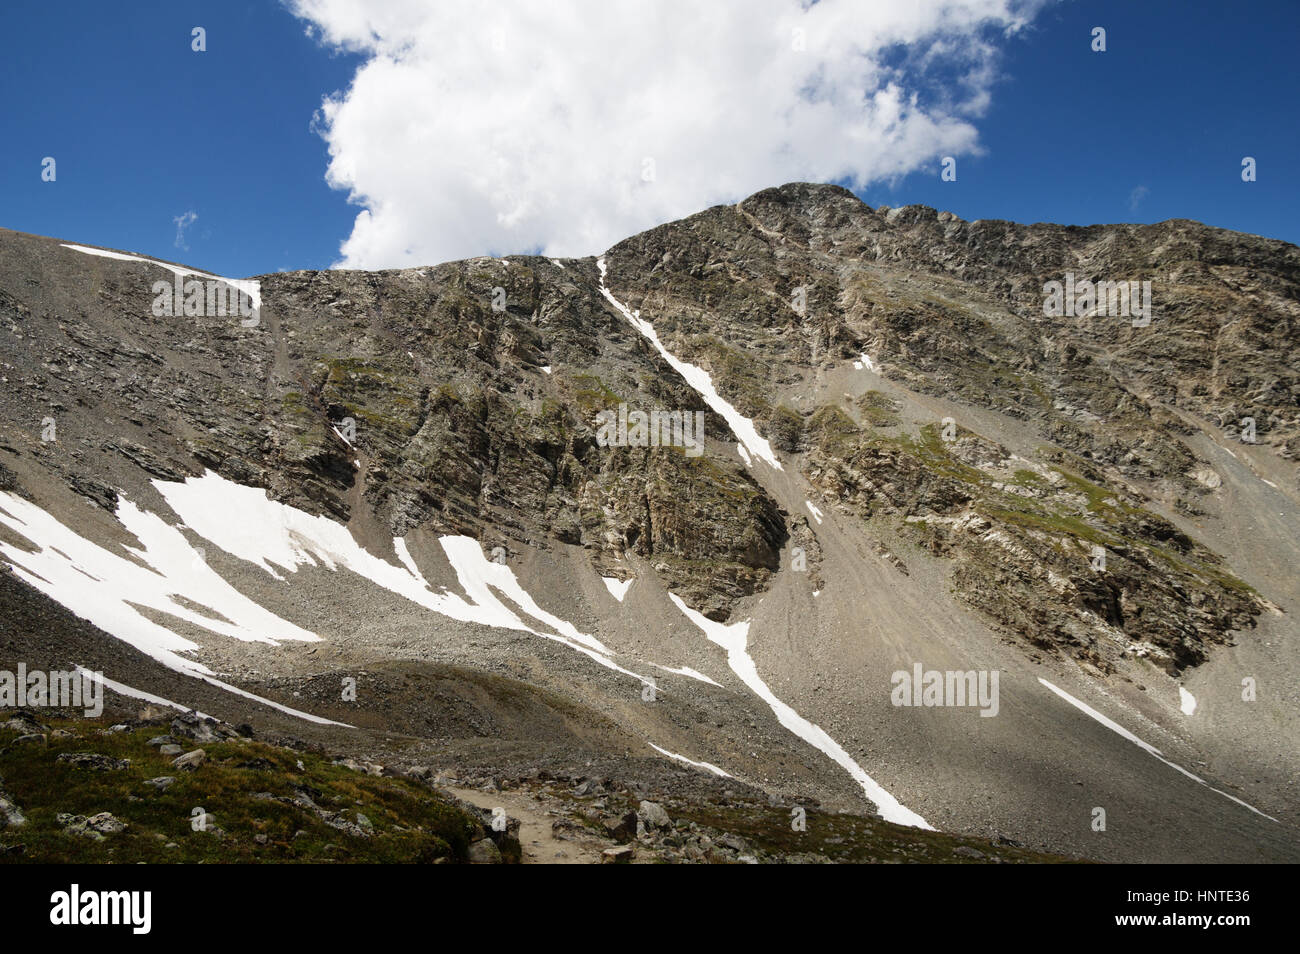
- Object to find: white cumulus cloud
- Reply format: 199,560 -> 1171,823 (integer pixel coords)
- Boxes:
290,0 -> 1045,268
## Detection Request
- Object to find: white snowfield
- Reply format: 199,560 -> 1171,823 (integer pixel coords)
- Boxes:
61,243 -> 262,316
0,489 -> 320,667
597,256 -> 783,471
157,472 -> 653,682
1179,686 -> 1197,716
668,593 -> 933,829
0,490 -> 346,725
0,470 -> 667,723
1038,679 -> 1275,821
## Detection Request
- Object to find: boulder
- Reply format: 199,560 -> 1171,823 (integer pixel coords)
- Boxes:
55,752 -> 129,771
171,713 -> 221,743
172,749 -> 207,771
467,838 -> 502,864
638,800 -> 672,830
57,812 -> 127,840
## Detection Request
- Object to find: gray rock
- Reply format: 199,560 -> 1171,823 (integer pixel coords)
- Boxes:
602,811 -> 638,843
468,838 -> 502,864
55,752 -> 130,771
58,811 -> 127,840
2,713 -> 47,735
638,800 -> 671,830
171,713 -> 222,743
718,832 -> 749,852
172,749 -> 206,771
0,787 -> 25,829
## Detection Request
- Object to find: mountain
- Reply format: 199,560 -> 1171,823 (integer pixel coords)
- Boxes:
2,183 -> 1298,862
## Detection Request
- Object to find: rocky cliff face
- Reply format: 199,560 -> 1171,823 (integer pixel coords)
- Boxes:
600,183 -> 1296,671
0,235 -> 785,621
2,182 -> 1294,665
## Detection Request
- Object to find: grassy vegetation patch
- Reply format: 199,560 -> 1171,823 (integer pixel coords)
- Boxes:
0,719 -> 479,864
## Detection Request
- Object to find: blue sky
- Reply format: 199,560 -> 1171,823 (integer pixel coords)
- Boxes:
1,0 -> 1296,278
871,0 -> 1300,239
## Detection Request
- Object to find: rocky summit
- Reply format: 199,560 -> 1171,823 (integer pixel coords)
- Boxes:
1,182 -> 1298,863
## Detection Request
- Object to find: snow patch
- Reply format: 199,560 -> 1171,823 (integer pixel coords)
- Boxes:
157,472 -> 652,682
78,667 -> 209,719
602,576 -> 633,602
597,256 -> 782,470
648,742 -> 732,778
0,490 -> 320,673
669,593 -> 931,829
651,663 -> 722,687
1039,679 -> 1275,821
1179,686 -> 1197,716
805,500 -> 824,524
61,243 -> 261,316
2,473 -> 656,722
0,492 -> 349,725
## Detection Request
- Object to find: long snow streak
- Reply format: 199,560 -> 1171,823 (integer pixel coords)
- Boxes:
669,593 -> 933,829
648,743 -> 733,778
597,257 -> 782,470
1038,679 -> 1276,822
77,667 -> 210,720
61,243 -> 262,314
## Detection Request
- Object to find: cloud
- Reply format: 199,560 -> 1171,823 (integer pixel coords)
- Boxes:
173,210 -> 198,250
1128,185 -> 1149,211
290,0 -> 1046,269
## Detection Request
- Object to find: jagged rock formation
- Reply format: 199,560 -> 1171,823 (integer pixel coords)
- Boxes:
601,183 -> 1296,669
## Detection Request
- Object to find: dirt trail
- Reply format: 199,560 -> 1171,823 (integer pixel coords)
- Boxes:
446,785 -> 608,864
